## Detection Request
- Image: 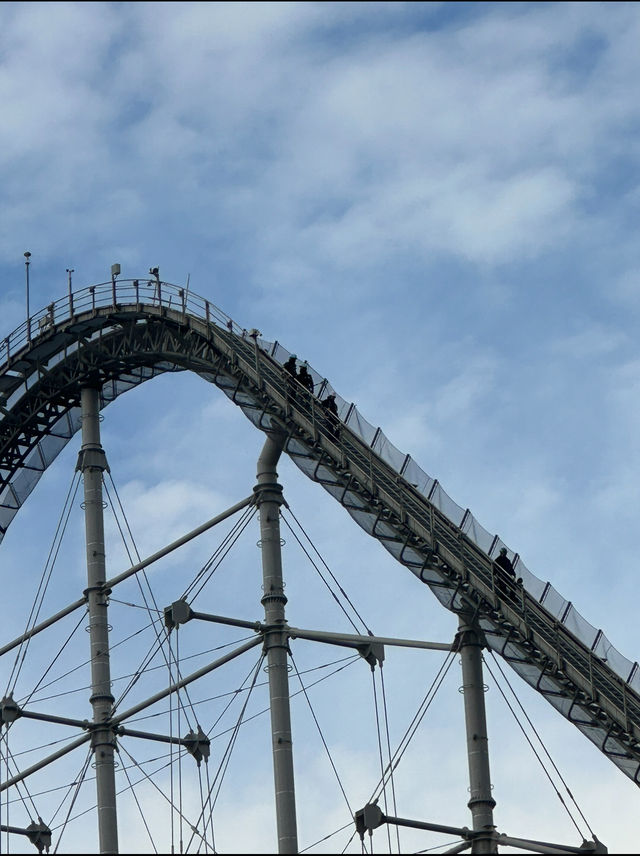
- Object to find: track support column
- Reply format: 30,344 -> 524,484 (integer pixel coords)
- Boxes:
78,386 -> 118,854
457,611 -> 496,855
254,434 -> 298,854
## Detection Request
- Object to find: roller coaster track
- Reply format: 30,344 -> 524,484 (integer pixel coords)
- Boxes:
1,279 -> 640,791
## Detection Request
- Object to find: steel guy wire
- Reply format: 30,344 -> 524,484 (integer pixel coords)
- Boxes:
6,471 -> 81,696
68,743 -> 215,854
203,760 -> 216,855
0,730 -> 42,819
196,764 -> 210,855
183,504 -> 258,604
368,649 -> 457,806
125,652 -> 359,728
289,651 -> 354,817
185,652 -> 266,853
107,471 -> 201,718
202,654 -> 363,744
487,649 -> 596,839
483,652 -> 591,841
415,839 -> 469,853
379,665 -> 401,853
371,666 -> 394,854
280,508 -> 371,635
18,611 -> 86,709
48,749 -> 92,841
19,618 -> 166,706
298,821 -> 358,854
282,504 -> 372,631
105,474 -> 198,732
120,752 -> 158,854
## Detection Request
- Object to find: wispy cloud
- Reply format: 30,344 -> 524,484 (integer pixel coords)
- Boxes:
1,1 -> 640,851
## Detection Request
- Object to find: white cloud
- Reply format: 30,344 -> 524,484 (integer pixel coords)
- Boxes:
2,2 -> 640,851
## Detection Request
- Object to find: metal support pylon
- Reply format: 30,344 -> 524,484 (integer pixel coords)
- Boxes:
457,611 -> 497,855
254,434 -> 298,854
78,386 -> 118,854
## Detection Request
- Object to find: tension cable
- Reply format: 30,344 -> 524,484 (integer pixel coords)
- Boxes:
485,651 -> 595,841
281,507 -> 372,635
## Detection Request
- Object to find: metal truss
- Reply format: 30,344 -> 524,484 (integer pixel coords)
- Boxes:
1,283 -> 639,791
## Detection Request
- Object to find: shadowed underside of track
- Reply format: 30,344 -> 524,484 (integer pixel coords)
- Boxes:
1,285 -> 639,787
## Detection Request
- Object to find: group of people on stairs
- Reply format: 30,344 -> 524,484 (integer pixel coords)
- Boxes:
283,353 -> 339,439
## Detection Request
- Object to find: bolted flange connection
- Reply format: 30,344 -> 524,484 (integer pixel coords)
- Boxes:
357,642 -> 385,670
355,803 -> 384,840
164,599 -> 193,632
183,726 -> 210,767
26,818 -> 52,854
0,693 -> 21,725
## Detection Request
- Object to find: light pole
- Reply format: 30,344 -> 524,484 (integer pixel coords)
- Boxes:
24,251 -> 31,341
67,268 -> 74,315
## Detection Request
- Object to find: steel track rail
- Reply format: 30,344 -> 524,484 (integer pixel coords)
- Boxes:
1,283 -> 639,787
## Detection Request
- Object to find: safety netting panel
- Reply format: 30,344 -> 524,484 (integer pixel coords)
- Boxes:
593,633 -> 636,684
102,366 -> 173,405
429,483 -> 465,528
1,287 -> 638,711
9,465 -> 44,504
563,606 -> 599,651
0,406 -> 83,540
264,337 -> 640,698
539,585 -> 570,621
345,407 -> 378,447
461,513 -> 495,556
513,559 -> 547,601
40,432 -> 73,467
402,457 -> 436,498
312,464 -> 342,485
500,646 -> 640,784
268,342 -> 293,367
372,518 -> 402,540
372,431 -> 407,473
398,544 -> 430,568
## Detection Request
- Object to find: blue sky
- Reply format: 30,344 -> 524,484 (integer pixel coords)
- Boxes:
1,1 -> 640,852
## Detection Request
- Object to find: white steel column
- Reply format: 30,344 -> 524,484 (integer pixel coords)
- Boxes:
255,435 -> 298,854
457,611 -> 497,855
79,386 -> 118,854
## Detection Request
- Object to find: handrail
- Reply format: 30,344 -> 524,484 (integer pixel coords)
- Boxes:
1,280 -> 639,783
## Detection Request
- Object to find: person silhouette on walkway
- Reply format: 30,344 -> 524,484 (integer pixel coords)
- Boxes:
322,393 -> 339,440
283,354 -> 298,377
298,362 -> 314,395
494,547 -> 516,597
283,354 -> 299,402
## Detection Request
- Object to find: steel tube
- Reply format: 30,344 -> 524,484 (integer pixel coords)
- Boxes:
112,637 -> 262,726
105,495 -> 254,590
0,597 -> 86,657
0,733 -> 90,792
80,386 -> 118,854
255,435 -> 298,853
457,612 -> 496,855
0,500 -> 254,659
287,626 -> 452,652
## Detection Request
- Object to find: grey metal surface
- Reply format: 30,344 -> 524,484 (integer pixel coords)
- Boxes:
255,435 -> 299,853
1,280 -> 639,787
79,386 -> 118,854
458,613 -> 496,855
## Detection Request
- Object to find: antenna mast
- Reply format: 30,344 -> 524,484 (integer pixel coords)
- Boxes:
24,252 -> 31,341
